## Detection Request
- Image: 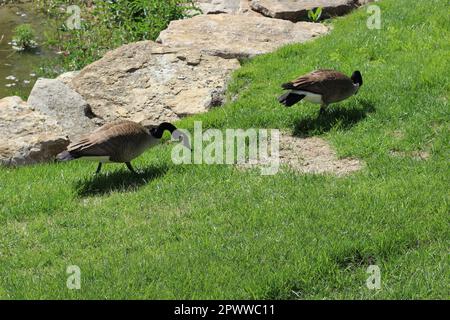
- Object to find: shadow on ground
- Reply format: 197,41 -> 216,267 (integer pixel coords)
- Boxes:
293,99 -> 376,137
75,163 -> 169,197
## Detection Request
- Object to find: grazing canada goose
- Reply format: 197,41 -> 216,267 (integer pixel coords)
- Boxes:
56,120 -> 190,174
278,69 -> 363,114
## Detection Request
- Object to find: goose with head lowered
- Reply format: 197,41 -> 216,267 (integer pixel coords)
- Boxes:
278,69 -> 363,114
56,120 -> 191,174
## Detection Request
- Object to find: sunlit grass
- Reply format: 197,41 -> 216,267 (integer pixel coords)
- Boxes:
0,0 -> 448,299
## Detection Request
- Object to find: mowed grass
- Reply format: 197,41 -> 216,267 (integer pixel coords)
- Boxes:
0,0 -> 449,299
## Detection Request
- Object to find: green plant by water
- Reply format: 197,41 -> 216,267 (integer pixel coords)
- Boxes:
12,23 -> 38,51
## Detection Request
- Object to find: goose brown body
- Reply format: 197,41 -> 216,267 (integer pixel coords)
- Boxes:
283,69 -> 359,105
278,69 -> 363,112
66,120 -> 157,163
57,120 -> 189,174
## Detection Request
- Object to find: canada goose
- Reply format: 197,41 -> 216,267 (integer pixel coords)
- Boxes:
56,120 -> 190,174
278,70 -> 363,114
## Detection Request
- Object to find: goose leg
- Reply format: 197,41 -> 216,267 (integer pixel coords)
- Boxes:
125,162 -> 138,174
319,104 -> 327,115
95,162 -> 102,175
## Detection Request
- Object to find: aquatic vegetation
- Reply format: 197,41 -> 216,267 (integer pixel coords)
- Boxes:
36,0 -> 197,74
12,23 -> 38,51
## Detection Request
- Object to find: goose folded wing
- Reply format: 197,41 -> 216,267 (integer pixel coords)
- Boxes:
68,120 -> 147,157
282,70 -> 350,93
67,129 -> 137,158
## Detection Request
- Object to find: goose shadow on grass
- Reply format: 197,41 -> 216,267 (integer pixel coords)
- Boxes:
293,99 -> 376,137
75,163 -> 169,197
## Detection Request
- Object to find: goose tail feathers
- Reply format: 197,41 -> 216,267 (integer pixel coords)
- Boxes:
278,92 -> 305,107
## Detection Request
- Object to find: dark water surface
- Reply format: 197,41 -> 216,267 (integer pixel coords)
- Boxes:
0,2 -> 56,98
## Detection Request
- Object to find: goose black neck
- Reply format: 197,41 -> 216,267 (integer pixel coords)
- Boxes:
153,122 -> 177,139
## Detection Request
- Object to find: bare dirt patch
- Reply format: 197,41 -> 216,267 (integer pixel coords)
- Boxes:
278,135 -> 363,175
240,133 -> 364,176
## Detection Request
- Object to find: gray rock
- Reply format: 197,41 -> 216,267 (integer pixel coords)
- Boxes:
69,41 -> 240,126
28,78 -> 96,140
0,96 -> 69,166
250,0 -> 372,22
157,14 -> 329,59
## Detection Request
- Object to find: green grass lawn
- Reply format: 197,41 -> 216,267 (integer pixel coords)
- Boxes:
0,0 -> 449,299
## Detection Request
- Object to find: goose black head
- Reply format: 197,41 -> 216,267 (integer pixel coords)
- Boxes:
351,71 -> 363,87
150,122 -> 191,150
150,122 -> 176,139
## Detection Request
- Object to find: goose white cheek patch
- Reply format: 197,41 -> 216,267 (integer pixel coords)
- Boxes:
171,129 -> 192,165
172,129 -> 191,150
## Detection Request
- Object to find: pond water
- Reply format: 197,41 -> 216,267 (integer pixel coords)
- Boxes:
0,2 -> 56,99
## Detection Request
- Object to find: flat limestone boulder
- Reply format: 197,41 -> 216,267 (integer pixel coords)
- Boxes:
157,14 -> 328,59
0,96 -> 69,166
250,0 -> 368,22
28,78 -> 96,139
68,41 -> 240,125
194,0 -> 260,16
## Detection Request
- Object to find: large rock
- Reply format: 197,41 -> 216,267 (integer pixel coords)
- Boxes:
68,41 -> 240,125
194,0 -> 260,16
28,78 -> 96,139
0,96 -> 69,166
250,0 -> 369,22
157,14 -> 328,59
56,71 -> 81,85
